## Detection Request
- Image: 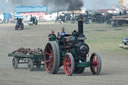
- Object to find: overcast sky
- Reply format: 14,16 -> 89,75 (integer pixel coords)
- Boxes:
84,0 -> 120,10
0,0 -> 120,12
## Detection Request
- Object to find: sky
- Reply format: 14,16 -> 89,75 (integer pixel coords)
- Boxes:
84,0 -> 120,10
0,0 -> 120,12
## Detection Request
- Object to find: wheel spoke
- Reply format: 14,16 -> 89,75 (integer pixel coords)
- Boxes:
47,45 -> 52,53
69,60 -> 71,65
45,59 -> 52,63
92,66 -> 96,73
93,56 -> 95,64
95,56 -> 99,72
48,62 -> 53,70
96,56 -> 98,65
67,66 -> 71,72
66,67 -> 69,73
67,56 -> 69,61
44,51 -> 53,72
65,63 -> 70,73
44,51 -> 53,57
90,53 -> 101,75
92,56 -> 98,65
63,54 -> 74,76
96,65 -> 98,72
44,51 -> 51,56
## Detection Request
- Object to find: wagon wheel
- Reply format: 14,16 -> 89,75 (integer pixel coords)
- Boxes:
12,57 -> 18,69
74,67 -> 85,74
44,41 -> 60,74
90,53 -> 102,75
63,53 -> 75,76
28,59 -> 34,71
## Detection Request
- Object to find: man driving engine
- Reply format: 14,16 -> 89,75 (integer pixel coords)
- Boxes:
58,27 -> 67,37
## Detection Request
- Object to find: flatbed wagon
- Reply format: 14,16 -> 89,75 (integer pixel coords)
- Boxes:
112,15 -> 128,27
8,48 -> 44,71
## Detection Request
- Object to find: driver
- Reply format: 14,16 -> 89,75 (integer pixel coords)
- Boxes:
58,27 -> 67,37
48,30 -> 56,41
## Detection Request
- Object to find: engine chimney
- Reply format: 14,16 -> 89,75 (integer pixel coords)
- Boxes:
78,15 -> 83,35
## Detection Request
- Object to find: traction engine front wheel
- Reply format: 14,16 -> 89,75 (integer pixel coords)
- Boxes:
90,53 -> 102,75
63,53 -> 75,76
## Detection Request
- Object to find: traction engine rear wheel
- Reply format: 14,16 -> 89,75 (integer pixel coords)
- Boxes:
44,41 -> 60,74
63,53 -> 75,76
90,53 -> 102,75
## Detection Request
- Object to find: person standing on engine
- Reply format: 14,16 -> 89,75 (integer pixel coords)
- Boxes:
58,27 -> 67,37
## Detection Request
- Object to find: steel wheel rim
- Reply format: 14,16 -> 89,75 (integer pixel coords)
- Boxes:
63,55 -> 72,75
28,59 -> 33,71
91,55 -> 99,74
28,60 -> 31,68
44,44 -> 54,72
12,58 -> 18,69
12,58 -> 15,68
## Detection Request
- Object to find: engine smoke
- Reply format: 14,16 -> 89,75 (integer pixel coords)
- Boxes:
42,0 -> 84,11
0,0 -> 120,12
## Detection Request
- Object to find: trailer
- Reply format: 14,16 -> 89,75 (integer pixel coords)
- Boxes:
8,48 -> 44,71
112,15 -> 128,27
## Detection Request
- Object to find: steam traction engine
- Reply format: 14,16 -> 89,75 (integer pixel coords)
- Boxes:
29,17 -> 38,25
44,17 -> 102,76
15,18 -> 24,30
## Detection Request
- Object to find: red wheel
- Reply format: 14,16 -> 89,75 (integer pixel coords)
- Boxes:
63,53 -> 75,76
90,53 -> 102,75
44,41 -> 60,74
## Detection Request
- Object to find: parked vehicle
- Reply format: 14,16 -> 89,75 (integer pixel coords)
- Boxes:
28,17 -> 38,25
15,18 -> 24,30
122,38 -> 128,45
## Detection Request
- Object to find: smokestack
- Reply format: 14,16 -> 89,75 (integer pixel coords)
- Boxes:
78,15 -> 83,35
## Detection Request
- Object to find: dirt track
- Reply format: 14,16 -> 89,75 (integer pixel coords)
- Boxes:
0,23 -> 128,85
